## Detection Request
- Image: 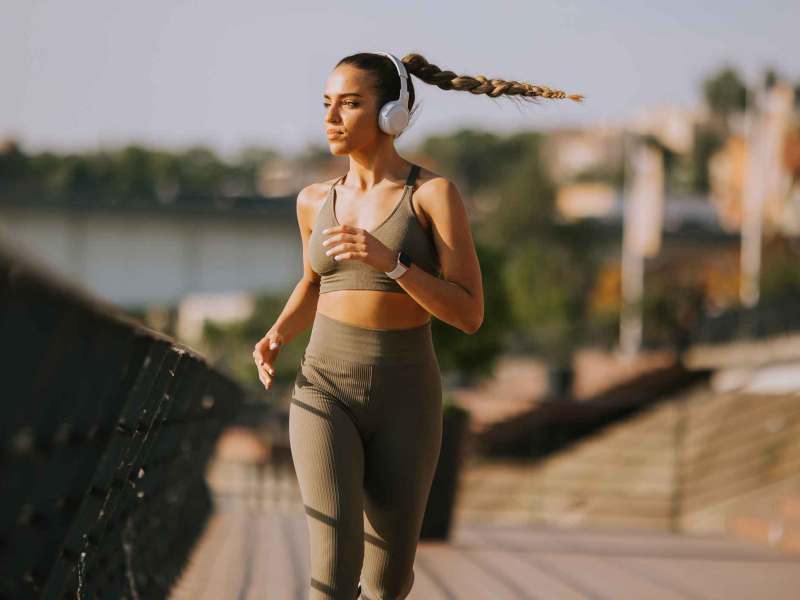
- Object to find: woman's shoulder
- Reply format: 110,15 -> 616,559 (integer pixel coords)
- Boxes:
296,175 -> 346,234
413,167 -> 460,209
297,175 -> 340,210
414,164 -> 456,191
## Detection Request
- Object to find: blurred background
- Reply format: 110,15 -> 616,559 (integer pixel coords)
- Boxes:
3,1 -> 800,597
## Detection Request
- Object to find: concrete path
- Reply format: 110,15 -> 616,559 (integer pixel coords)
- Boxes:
169,506 -> 800,600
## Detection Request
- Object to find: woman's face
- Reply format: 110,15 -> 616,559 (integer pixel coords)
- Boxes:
323,65 -> 382,155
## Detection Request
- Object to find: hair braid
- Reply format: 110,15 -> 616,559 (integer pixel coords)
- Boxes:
400,53 -> 584,102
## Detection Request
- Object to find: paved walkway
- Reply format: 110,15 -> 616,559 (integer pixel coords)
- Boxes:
169,506 -> 800,599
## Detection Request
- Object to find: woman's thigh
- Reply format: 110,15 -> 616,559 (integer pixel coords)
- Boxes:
360,358 -> 443,599
289,361 -> 367,599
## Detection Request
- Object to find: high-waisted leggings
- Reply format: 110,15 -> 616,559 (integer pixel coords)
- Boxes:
289,311 -> 443,600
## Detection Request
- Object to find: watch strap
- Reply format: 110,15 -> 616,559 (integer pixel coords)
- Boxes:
385,251 -> 412,279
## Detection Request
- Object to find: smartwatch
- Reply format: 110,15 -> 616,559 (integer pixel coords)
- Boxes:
385,251 -> 413,279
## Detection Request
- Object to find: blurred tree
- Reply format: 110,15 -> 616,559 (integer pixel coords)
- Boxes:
586,261 -> 622,347
432,241 -> 512,383
760,237 -> 800,302
690,122 -> 725,193
297,143 -> 343,172
472,132 -> 554,248
501,222 -> 601,366
425,129 -> 612,387
421,129 -> 509,196
231,146 -> 280,196
642,271 -> 706,351
0,140 -> 28,191
201,292 -> 309,398
703,66 -> 747,132
763,67 -> 782,89
113,145 -> 158,202
173,146 -> 229,198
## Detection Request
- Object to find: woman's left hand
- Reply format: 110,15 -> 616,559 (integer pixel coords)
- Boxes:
322,224 -> 397,272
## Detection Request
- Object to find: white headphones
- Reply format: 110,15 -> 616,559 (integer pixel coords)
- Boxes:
374,51 -> 410,136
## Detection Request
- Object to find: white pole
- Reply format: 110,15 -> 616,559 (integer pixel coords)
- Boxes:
620,138 -> 665,359
620,242 -> 644,358
740,83 -> 765,307
619,132 -> 643,359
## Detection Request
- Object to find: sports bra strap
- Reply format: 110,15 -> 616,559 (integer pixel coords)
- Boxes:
329,173 -> 345,193
405,164 -> 420,187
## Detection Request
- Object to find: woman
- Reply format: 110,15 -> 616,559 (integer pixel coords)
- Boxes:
253,52 -> 581,599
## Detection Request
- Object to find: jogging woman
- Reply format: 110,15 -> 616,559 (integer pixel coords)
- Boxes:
253,51 -> 581,599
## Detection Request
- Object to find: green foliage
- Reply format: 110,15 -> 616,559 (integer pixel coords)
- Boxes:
201,292 -> 309,393
427,129 -> 609,367
420,129 -> 510,196
690,123 -> 725,193
641,273 -> 705,351
0,141 -> 27,182
760,241 -> 800,303
501,234 -> 588,363
472,134 -> 555,248
703,66 -> 747,124
432,242 -> 512,382
763,67 -> 781,90
0,141 -> 279,204
420,129 -> 547,198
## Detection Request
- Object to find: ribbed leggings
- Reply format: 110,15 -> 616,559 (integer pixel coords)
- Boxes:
289,311 -> 443,600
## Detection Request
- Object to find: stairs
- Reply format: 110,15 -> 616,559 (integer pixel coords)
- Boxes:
455,382 -> 800,554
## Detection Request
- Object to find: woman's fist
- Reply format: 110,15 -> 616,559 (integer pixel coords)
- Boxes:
321,224 -> 396,272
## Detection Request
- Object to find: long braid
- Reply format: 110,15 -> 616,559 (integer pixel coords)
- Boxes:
400,53 -> 584,102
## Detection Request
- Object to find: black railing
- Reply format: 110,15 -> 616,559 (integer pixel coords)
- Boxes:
0,239 -> 244,599
691,296 -> 800,345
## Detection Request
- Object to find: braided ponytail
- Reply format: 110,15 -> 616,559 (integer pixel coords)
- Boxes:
401,53 -> 583,102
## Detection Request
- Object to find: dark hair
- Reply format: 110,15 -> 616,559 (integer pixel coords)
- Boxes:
335,53 -> 420,138
335,52 -> 583,137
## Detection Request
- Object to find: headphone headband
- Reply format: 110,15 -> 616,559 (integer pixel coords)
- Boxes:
374,51 -> 408,104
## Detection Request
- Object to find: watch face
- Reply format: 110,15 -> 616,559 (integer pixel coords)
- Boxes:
398,251 -> 412,268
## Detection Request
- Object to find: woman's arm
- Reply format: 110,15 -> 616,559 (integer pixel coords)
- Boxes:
265,185 -> 323,345
254,185 -> 323,390
395,177 -> 484,334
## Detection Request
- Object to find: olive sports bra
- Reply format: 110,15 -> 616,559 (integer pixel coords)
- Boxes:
308,164 -> 441,294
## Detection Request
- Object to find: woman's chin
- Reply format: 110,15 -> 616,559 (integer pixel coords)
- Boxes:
328,143 -> 350,156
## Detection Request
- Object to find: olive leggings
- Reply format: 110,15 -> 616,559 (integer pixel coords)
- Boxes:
289,311 -> 443,599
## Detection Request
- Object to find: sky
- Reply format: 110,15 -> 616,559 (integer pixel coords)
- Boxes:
2,0 -> 799,160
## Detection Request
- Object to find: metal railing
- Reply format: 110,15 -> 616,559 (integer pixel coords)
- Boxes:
0,239 -> 244,599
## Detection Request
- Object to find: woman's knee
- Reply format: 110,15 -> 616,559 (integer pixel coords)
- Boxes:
361,563 -> 415,599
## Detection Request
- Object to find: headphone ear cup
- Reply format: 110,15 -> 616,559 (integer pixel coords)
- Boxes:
379,101 -> 410,135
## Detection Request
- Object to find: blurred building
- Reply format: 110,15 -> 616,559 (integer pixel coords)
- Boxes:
556,182 -> 617,221
175,291 -> 256,346
256,155 -> 347,197
544,125 -> 623,182
256,158 -> 298,197
629,104 -> 704,154
709,82 -> 798,235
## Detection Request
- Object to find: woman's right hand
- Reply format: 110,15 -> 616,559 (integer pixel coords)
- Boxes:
253,329 -> 285,390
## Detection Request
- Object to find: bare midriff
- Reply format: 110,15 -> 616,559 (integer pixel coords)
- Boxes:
316,289 -> 432,330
